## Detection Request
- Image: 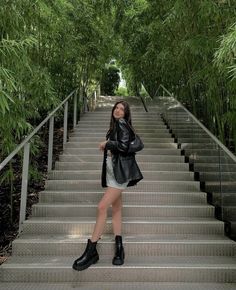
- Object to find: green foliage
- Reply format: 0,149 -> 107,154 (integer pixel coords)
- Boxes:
214,22 -> 236,80
101,65 -> 120,95
114,0 -> 236,152
0,0 -> 115,160
115,86 -> 128,96
0,0 -> 116,228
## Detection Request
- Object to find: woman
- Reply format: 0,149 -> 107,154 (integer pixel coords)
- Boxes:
72,100 -> 143,271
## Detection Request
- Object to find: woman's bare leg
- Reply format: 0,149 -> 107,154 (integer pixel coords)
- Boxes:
112,194 -> 122,236
91,187 -> 122,242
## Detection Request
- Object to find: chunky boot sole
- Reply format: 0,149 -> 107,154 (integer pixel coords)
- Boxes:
72,255 -> 99,271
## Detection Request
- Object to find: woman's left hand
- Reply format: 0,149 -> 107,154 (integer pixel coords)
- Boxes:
99,140 -> 107,151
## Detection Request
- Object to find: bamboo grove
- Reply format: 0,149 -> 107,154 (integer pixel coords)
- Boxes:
0,0 -> 117,231
115,0 -> 236,151
1,0 -> 236,179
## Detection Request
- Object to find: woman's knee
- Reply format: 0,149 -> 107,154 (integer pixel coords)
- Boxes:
97,200 -> 108,213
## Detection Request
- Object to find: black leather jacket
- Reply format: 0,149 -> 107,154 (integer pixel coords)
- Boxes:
101,118 -> 143,187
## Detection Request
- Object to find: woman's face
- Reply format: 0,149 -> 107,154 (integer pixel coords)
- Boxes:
113,103 -> 125,119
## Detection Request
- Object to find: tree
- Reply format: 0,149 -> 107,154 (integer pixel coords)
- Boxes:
101,65 -> 120,95
114,0 -> 236,151
0,0 -> 117,228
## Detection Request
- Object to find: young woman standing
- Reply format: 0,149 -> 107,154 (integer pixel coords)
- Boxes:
73,100 -> 143,271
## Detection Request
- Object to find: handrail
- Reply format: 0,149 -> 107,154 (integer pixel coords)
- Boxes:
0,86 -> 99,232
157,84 -> 236,163
155,84 -> 173,98
0,89 -> 77,171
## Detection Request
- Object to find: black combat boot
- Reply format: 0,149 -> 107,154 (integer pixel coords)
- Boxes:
72,239 -> 99,271
112,235 -> 125,265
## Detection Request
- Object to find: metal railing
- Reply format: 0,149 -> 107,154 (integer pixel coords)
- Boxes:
155,84 -> 236,239
0,87 -> 99,232
155,84 -> 236,164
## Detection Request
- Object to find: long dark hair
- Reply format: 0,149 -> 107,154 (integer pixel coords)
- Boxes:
107,100 -> 134,135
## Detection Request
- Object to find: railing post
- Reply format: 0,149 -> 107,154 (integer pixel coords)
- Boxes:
19,142 -> 30,232
218,145 -> 223,220
48,116 -> 54,171
83,95 -> 87,113
94,90 -> 97,109
73,90 -> 78,128
63,101 -> 68,149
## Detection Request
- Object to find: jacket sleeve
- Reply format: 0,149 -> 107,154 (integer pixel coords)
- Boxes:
105,118 -> 130,153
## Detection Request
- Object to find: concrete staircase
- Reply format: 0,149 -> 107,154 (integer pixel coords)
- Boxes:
160,98 -> 236,240
0,96 -> 236,289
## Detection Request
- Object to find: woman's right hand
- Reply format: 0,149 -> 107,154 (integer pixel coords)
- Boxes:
99,140 -> 107,151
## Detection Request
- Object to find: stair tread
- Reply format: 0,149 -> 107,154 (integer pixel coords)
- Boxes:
1,282 -> 236,290
24,216 -> 223,223
56,161 -> 187,164
49,170 -> 192,173
40,190 -> 205,194
3,255 -> 236,267
2,97 -> 236,286
14,233 -> 235,243
34,203 -> 213,208
205,181 -> 236,185
46,180 -> 198,183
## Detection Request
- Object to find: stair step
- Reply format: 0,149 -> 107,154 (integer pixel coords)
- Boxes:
209,192 -> 236,207
63,148 -> 181,155
73,127 -> 168,133
1,256 -> 236,282
166,117 -> 197,121
222,206 -> 236,220
193,163 -> 236,172
167,122 -> 200,126
199,172 -> 236,182
55,161 -> 189,171
48,170 -> 194,181
1,282 -> 236,290
204,181 -> 236,193
172,131 -> 205,137
59,154 -> 185,163
168,125 -> 202,130
170,128 -> 205,132
215,192 -> 236,205
22,217 -> 224,235
65,142 -> 177,149
32,204 -> 214,218
74,125 -> 167,130
181,143 -> 218,149
12,234 -> 236,256
178,138 -> 211,143
229,222 -> 236,239
79,114 -> 158,118
70,132 -> 172,137
75,123 -> 166,128
39,191 -> 208,204
68,137 -> 174,143
184,149 -> 228,155
189,156 -> 234,164
78,115 -> 161,118
44,180 -> 200,192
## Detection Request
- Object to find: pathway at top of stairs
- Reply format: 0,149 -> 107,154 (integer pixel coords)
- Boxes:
0,95 -> 236,289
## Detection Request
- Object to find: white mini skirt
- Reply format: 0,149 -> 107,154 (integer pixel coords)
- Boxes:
106,156 -> 129,190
